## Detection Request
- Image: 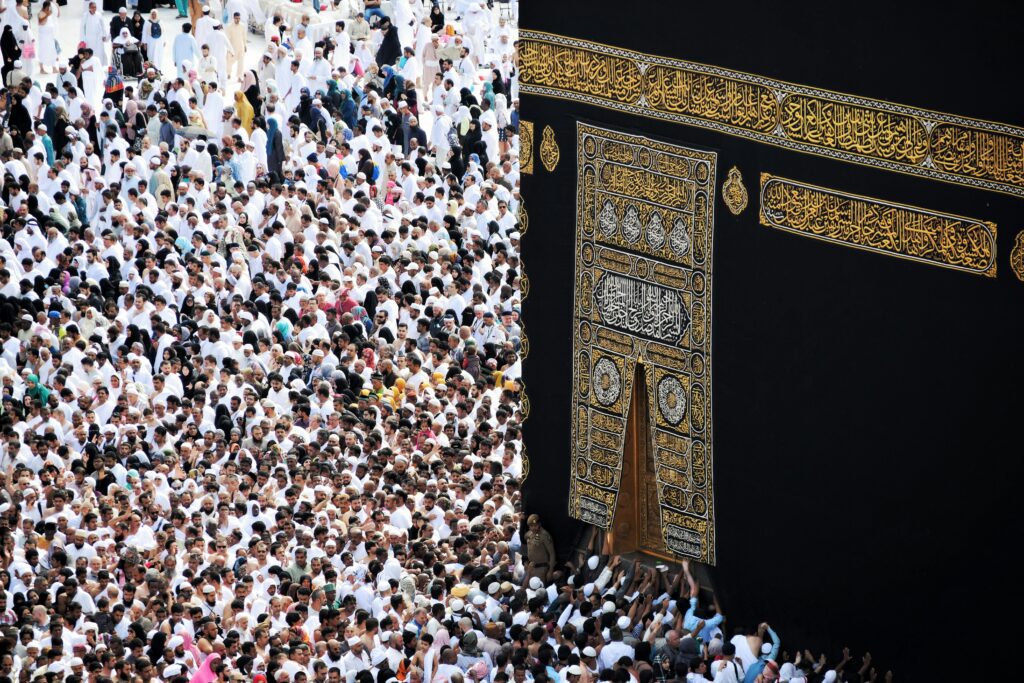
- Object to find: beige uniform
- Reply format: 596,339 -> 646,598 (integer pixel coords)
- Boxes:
525,527 -> 556,580
226,20 -> 247,80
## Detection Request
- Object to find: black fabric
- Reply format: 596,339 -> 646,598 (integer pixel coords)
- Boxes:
520,0 -> 1023,677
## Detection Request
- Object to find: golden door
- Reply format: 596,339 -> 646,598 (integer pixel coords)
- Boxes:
609,364 -> 671,559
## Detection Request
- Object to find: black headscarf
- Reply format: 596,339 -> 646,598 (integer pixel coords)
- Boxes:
0,26 -> 20,79
374,18 -> 402,67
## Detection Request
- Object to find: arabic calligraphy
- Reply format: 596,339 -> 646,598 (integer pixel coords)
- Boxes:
519,30 -> 1024,197
540,125 -> 560,172
760,174 -> 997,277
519,121 -> 535,175
931,126 -> 1024,187
779,96 -> 929,164
722,166 -> 748,216
569,123 -> 716,564
644,64 -> 778,133
519,40 -> 643,105
1010,231 -> 1024,283
594,273 -> 690,344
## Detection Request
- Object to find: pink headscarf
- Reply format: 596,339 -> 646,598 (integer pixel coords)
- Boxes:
433,628 -> 450,649
188,652 -> 221,683
181,631 -> 204,669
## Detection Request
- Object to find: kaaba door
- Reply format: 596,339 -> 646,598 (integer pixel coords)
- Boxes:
609,364 -> 671,559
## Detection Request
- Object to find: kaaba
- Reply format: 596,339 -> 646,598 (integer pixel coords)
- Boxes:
517,1 -> 1024,676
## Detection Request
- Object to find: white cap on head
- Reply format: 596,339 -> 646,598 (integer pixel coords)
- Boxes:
602,601 -> 615,614
616,615 -> 631,630
587,556 -> 599,570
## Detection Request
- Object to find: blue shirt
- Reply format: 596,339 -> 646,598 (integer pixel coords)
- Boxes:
172,33 -> 200,67
682,596 -> 725,641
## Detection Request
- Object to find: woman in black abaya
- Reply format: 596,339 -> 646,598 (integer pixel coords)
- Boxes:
374,17 -> 401,67
1,26 -> 21,84
7,93 -> 31,150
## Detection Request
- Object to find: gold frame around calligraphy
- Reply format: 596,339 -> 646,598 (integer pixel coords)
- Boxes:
519,121 -> 535,175
1010,232 -> 1024,282
759,174 -> 998,277
519,30 -> 1024,198
569,122 -> 716,564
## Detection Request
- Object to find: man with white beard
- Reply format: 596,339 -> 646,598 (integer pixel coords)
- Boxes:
306,47 -> 332,97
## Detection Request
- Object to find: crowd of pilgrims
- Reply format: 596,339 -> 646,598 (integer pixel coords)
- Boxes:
0,0 -> 889,680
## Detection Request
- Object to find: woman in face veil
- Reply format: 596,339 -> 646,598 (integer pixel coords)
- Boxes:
0,26 -> 21,84
461,118 -> 482,165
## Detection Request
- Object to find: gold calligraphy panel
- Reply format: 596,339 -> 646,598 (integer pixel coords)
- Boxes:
569,123 -> 716,564
1010,232 -> 1024,282
759,174 -> 997,276
519,121 -> 535,175
519,30 -> 1024,198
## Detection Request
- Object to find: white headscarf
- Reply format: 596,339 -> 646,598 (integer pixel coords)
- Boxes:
114,27 -> 137,46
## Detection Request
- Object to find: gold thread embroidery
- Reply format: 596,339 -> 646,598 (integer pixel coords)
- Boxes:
722,166 -> 748,216
519,30 -> 1024,198
519,121 -> 535,175
759,173 -> 997,276
540,125 -> 560,172
1010,232 -> 1024,282
569,123 -> 716,564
